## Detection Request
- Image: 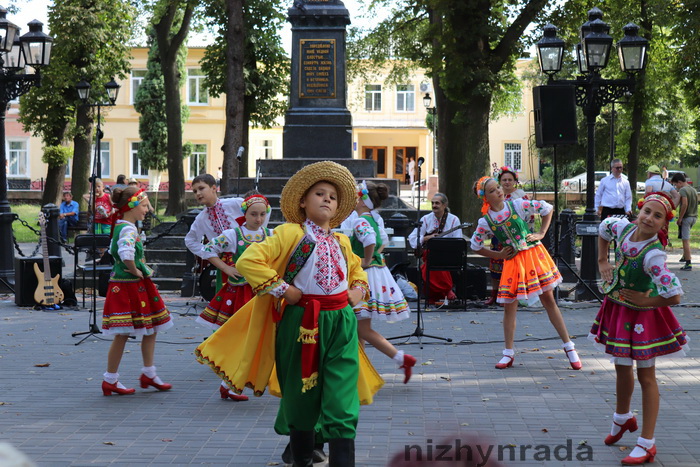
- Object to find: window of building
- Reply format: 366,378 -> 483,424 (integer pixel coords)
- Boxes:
130,69 -> 147,104
7,139 -> 28,176
504,143 -> 522,172
131,142 -> 149,177
364,84 -> 382,111
91,141 -> 111,178
258,140 -> 273,159
396,84 -> 415,112
188,144 -> 207,179
188,68 -> 208,105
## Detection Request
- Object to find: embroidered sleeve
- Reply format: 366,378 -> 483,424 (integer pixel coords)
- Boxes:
201,232 -> 231,259
350,279 -> 371,301
470,218 -> 492,251
236,225 -> 295,297
340,235 -> 369,299
258,276 -> 289,297
644,250 -> 683,298
598,217 -> 629,242
117,225 -> 138,261
353,218 -> 376,247
515,198 -> 552,219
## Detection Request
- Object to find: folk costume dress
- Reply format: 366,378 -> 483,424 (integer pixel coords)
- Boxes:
588,218 -> 689,362
102,220 -> 173,335
489,190 -> 529,279
350,213 -> 410,322
184,197 -> 245,291
196,225 -> 273,330
195,221 -> 384,440
471,198 -> 562,305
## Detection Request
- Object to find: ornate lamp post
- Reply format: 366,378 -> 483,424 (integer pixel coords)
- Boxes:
536,8 -> 648,300
423,92 -> 437,175
0,8 -> 53,291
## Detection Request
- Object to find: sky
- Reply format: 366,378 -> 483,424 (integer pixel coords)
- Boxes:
6,0 -> 385,55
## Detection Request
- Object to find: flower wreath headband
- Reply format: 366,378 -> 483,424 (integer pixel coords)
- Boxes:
358,180 -> 374,210
497,166 -> 518,181
476,176 -> 496,215
119,188 -> 147,213
638,192 -> 675,221
241,194 -> 271,214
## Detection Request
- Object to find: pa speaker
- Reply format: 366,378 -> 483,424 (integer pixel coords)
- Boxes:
533,85 -> 578,148
14,256 -> 63,307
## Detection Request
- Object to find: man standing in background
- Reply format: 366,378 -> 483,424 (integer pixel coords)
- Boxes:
595,158 -> 632,219
671,172 -> 697,271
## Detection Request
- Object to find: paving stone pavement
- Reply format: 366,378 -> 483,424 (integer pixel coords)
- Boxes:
1,247 -> 699,466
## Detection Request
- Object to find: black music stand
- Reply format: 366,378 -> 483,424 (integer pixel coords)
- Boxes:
424,237 -> 469,310
388,158 -> 453,348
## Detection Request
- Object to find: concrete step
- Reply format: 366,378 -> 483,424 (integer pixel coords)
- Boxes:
144,235 -> 185,250
144,249 -> 188,263
149,262 -> 189,278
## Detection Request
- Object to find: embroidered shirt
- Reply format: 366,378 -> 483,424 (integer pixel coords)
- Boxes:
185,197 -> 246,258
600,217 -> 683,298
115,220 -> 141,262
407,212 -> 462,249
470,198 -> 551,251
340,210 -> 389,244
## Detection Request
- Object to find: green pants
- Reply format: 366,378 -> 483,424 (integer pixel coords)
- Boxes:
275,303 -> 359,440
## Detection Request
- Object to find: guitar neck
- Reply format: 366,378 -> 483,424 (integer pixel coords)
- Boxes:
41,221 -> 51,282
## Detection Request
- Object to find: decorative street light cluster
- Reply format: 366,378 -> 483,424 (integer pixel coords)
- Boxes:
422,92 -> 436,176
535,7 -> 648,300
0,6 -> 53,291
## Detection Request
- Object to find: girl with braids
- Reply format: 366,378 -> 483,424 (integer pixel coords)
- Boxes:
485,166 -> 529,306
351,181 -> 416,383
590,192 -> 688,465
470,176 -> 581,371
196,192 -> 273,402
100,186 -> 174,396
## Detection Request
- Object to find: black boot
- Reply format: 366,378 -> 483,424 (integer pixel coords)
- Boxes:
328,438 -> 355,467
289,430 -> 315,467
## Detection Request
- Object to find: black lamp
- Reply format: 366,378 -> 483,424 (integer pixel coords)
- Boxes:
536,24 -> 565,76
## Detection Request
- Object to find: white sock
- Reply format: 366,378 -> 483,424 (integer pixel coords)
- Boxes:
220,380 -> 228,388
562,342 -> 580,363
393,350 -> 405,366
498,349 -> 514,364
103,372 -> 119,384
629,437 -> 655,458
611,412 -> 633,436
142,366 -> 157,378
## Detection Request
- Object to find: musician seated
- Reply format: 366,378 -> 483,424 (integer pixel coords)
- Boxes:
408,193 -> 463,302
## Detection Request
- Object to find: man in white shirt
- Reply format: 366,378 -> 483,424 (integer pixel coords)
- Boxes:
595,158 -> 632,219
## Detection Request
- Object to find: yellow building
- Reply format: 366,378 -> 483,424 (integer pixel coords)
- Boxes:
14,49 -> 539,190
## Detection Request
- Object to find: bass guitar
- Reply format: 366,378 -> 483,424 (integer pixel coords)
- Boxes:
34,212 -> 64,307
415,222 -> 472,257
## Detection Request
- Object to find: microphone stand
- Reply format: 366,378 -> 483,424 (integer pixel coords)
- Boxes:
236,146 -> 244,197
388,159 -> 453,348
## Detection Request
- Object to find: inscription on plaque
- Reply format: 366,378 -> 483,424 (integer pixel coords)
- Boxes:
300,39 -> 336,99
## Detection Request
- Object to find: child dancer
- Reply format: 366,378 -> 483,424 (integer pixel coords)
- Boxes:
590,192 -> 689,465
197,192 -> 273,401
100,187 -> 174,395
92,178 -> 114,235
486,167 -> 528,305
196,161 -> 384,466
351,181 -> 416,383
470,176 -> 581,371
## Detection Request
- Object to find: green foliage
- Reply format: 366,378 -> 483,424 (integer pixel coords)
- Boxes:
133,27 -> 189,172
41,145 -> 73,168
199,0 -> 288,129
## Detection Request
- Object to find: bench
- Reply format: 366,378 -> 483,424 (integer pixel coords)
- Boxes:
67,211 -> 90,237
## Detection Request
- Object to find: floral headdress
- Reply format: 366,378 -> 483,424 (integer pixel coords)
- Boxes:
475,176 -> 496,215
119,188 -> 147,213
497,166 -> 518,181
636,192 -> 676,246
357,180 -> 374,210
241,194 -> 271,214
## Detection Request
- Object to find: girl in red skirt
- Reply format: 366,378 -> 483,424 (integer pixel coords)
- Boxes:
590,192 -> 689,465
470,176 -> 581,371
101,186 -> 174,396
196,193 -> 272,401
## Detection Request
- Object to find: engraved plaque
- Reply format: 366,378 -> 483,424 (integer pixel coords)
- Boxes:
299,39 -> 336,99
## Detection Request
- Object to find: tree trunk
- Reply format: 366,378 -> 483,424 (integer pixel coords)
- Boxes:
220,0 -> 246,196
162,62 -> 186,215
41,165 -> 67,206
72,107 -> 94,211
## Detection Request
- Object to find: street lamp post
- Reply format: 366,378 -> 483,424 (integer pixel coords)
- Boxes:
423,92 -> 437,175
536,8 -> 648,300
0,8 -> 53,292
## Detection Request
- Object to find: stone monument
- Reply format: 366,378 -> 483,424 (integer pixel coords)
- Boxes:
283,0 -> 353,159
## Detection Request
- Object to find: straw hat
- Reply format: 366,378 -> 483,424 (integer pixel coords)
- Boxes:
280,161 -> 357,227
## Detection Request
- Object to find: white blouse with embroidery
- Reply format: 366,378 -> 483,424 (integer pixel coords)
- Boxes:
115,220 -> 140,261
201,225 -> 270,259
470,198 -> 551,251
352,216 -> 377,247
599,217 -> 683,298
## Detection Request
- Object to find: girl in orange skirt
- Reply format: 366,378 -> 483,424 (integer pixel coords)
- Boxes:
101,187 -> 174,395
196,193 -> 272,401
470,176 -> 581,371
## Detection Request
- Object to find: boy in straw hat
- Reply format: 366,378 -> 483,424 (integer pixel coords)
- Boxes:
195,161 -> 383,466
